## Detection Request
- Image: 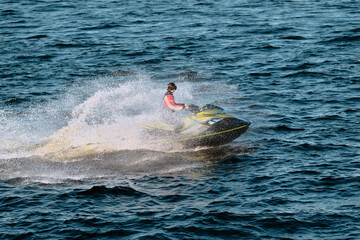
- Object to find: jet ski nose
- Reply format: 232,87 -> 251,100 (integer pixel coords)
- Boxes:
237,119 -> 250,127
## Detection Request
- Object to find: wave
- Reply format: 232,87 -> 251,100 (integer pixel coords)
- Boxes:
80,23 -> 124,30
280,35 -> 306,40
326,35 -> 360,43
293,143 -> 350,151
0,145 -> 253,184
281,71 -> 329,78
26,34 -> 48,39
265,125 -> 305,132
76,185 -> 148,197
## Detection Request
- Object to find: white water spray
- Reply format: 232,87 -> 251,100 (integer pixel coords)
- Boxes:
34,76 -> 193,158
0,72 -> 244,162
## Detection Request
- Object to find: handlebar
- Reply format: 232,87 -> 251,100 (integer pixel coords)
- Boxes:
187,104 -> 200,113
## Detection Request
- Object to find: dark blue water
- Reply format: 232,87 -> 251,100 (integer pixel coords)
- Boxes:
1,0 -> 359,239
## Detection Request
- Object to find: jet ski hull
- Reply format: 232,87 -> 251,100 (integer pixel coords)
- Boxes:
175,118 -> 250,148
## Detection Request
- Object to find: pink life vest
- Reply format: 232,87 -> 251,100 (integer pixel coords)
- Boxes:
163,91 -> 184,111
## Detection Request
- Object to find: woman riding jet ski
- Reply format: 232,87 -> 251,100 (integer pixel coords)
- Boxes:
162,82 -> 190,133
142,83 -> 250,148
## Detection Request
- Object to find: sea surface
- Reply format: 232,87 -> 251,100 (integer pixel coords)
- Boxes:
1,0 -> 359,239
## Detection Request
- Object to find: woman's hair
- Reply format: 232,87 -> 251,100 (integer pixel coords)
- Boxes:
167,82 -> 177,90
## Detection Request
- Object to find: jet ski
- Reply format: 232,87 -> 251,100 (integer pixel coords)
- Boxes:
142,104 -> 250,148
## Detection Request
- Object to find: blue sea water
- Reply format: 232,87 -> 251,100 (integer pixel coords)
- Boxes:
1,0 -> 360,239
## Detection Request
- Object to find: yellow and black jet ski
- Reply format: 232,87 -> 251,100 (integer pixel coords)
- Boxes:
143,104 -> 250,148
